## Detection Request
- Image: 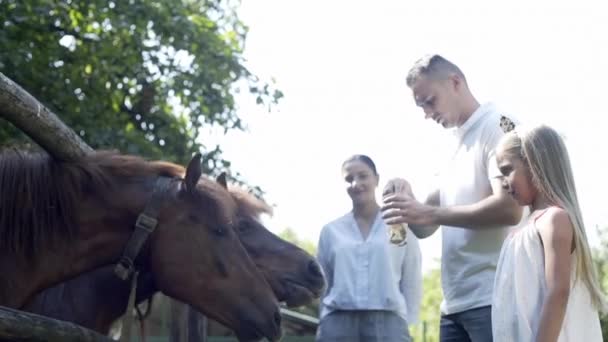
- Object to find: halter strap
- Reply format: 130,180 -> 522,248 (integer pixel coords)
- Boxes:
114,176 -> 174,281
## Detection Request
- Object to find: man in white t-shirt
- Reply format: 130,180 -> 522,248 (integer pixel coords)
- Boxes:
381,54 -> 523,342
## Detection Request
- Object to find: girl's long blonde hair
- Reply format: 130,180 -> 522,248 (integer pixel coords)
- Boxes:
498,124 -> 606,311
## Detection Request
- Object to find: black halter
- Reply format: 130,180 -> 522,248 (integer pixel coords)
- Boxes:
114,176 -> 174,281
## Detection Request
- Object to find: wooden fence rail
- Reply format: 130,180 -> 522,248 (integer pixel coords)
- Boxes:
0,306 -> 114,342
0,71 -> 92,159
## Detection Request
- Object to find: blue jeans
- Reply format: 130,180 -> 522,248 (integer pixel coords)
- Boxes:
440,305 -> 493,342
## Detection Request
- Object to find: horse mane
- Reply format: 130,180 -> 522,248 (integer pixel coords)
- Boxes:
228,186 -> 273,219
0,149 -> 185,261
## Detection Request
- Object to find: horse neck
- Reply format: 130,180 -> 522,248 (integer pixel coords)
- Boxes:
22,264 -> 159,335
91,269 -> 159,334
3,181 -> 153,309
79,268 -> 160,334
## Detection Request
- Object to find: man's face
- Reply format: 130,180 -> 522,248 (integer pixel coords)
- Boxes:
411,76 -> 461,129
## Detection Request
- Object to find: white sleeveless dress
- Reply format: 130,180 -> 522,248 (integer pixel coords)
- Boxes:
492,210 -> 603,342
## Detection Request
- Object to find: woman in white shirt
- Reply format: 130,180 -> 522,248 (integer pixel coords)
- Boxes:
315,154 -> 422,342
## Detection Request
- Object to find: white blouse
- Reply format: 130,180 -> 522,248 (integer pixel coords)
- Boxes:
317,211 -> 422,324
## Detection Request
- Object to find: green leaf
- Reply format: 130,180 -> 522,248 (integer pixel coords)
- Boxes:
0,0 -> 282,181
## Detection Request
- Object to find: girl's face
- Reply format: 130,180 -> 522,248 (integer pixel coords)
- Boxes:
342,160 -> 379,205
496,149 -> 537,206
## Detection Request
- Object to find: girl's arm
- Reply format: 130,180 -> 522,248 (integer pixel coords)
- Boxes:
536,208 -> 574,342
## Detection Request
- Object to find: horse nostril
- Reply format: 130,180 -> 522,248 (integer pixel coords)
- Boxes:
308,260 -> 323,278
274,310 -> 282,327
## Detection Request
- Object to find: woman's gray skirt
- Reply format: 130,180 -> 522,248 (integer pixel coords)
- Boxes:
316,310 -> 412,342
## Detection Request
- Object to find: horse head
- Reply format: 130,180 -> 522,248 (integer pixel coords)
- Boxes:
216,173 -> 325,307
142,154 -> 281,341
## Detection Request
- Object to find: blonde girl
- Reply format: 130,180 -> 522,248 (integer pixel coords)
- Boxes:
492,124 -> 605,342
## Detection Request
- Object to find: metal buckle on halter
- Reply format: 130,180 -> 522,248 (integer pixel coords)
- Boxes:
135,213 -> 158,232
115,257 -> 135,281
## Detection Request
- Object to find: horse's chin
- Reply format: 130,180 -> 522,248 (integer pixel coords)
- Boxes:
235,326 -> 283,342
196,305 -> 282,342
282,280 -> 321,307
235,330 -> 264,342
231,306 -> 283,342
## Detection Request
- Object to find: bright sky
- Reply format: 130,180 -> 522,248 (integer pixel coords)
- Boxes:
206,0 -> 608,272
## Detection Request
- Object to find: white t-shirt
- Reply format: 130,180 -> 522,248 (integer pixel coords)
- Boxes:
438,102 -> 519,315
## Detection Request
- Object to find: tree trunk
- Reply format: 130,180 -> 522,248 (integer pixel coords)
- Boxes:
0,72 -> 93,159
0,306 -> 114,342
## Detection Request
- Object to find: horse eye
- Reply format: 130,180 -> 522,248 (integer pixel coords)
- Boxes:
213,220 -> 234,237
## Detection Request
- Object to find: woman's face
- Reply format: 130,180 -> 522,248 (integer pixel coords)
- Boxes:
342,160 -> 379,205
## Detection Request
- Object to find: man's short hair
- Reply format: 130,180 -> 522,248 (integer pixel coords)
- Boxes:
406,54 -> 466,87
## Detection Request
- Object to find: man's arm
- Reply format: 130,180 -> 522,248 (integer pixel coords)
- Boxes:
433,177 -> 522,228
382,178 -> 522,235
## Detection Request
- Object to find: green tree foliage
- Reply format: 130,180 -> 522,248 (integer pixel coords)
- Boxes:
278,227 -> 317,256
410,267 -> 442,342
277,227 -> 319,317
0,0 -> 282,173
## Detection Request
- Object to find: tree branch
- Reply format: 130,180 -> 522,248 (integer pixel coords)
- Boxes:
0,72 -> 93,160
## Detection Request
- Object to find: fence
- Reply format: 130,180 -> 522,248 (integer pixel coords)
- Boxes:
0,306 -> 114,342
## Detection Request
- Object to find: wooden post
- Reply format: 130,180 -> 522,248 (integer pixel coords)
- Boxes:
0,306 -> 114,342
169,299 -> 188,342
169,300 -> 208,342
0,71 -> 93,159
187,305 -> 206,342
200,312 -> 208,342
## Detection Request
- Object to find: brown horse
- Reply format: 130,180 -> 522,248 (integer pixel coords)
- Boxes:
23,176 -> 326,334
0,149 -> 281,341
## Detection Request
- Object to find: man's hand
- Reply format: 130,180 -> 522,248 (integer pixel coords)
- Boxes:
381,193 -> 439,226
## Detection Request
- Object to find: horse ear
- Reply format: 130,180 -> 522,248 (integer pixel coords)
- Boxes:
184,153 -> 203,192
216,172 -> 228,190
